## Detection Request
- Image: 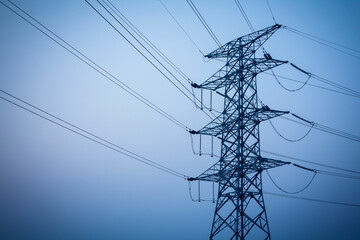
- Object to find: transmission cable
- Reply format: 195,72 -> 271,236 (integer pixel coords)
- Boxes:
265,0 -> 277,24
104,0 -> 212,112
271,68 -> 312,92
315,169 -> 360,180
283,25 -> 360,60
262,150 -> 360,175
264,191 -> 360,208
268,117 -> 314,142
185,0 -> 222,47
0,90 -> 188,179
87,0 -> 194,106
262,72 -> 360,99
159,0 -> 205,56
310,73 -> 360,98
104,0 -> 191,83
86,0 -> 216,120
2,0 -> 188,131
266,168 -> 317,194
101,0 -> 217,118
270,61 -> 360,98
234,0 -> 255,32
280,114 -> 360,143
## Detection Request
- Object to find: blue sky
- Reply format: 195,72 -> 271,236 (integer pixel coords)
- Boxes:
1,0 -> 360,239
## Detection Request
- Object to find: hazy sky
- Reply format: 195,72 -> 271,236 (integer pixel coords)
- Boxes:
1,0 -> 360,239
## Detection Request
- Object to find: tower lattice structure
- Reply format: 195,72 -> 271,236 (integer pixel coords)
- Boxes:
189,24 -> 290,240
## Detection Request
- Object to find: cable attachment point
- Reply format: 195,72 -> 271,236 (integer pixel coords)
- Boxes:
264,53 -> 273,60
187,177 -> 197,181
261,105 -> 271,111
291,113 -> 314,125
189,130 -> 198,134
290,63 -> 310,76
293,163 -> 316,172
191,83 -> 200,88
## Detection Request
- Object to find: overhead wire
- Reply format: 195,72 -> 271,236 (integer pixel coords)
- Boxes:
283,26 -> 360,54
283,25 -> 360,60
185,0 -> 222,47
2,0 -> 188,131
0,89 -> 188,179
102,0 -> 218,117
264,191 -> 360,208
280,115 -> 360,143
262,72 -> 360,99
104,0 -> 215,112
86,0 -> 195,107
266,161 -> 360,196
262,149 -> 360,175
86,0 -> 216,120
104,0 -> 191,83
234,0 -> 255,32
316,169 -> 360,180
265,0 -> 277,24
158,0 -> 205,56
310,73 -> 360,98
271,69 -> 312,92
266,169 -> 317,194
268,117 -> 314,142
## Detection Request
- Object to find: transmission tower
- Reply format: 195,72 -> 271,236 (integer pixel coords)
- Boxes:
189,24 -> 290,239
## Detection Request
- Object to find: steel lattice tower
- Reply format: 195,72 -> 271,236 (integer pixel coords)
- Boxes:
189,24 -> 290,239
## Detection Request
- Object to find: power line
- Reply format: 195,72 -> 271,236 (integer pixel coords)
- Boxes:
265,0 -> 277,24
234,0 -> 255,32
316,169 -> 360,180
310,73 -> 360,98
271,69 -> 312,92
262,150 -> 360,175
86,0 -> 195,107
86,0 -> 216,120
185,0 -> 222,47
159,0 -> 205,56
280,114 -> 360,143
284,25 -> 360,60
264,191 -> 360,208
265,4 -> 360,58
104,0 -> 191,83
266,169 -> 317,194
0,89 -> 188,179
2,0 -> 188,131
104,0 -> 216,114
285,25 -> 360,53
268,118 -> 314,142
267,160 -> 360,196
262,72 -> 360,99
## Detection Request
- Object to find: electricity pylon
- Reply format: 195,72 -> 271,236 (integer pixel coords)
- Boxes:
189,24 -> 290,239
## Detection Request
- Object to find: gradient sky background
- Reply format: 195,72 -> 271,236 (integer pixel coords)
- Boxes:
1,0 -> 360,239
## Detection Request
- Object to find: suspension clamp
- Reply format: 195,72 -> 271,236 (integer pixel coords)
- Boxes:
191,83 -> 200,88
189,130 -> 198,134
